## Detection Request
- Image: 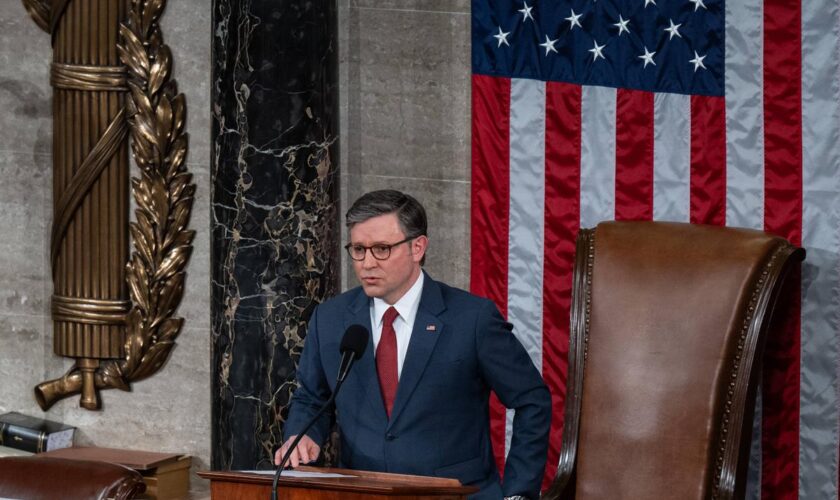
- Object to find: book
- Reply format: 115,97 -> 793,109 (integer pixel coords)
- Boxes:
0,412 -> 75,454
40,446 -> 191,500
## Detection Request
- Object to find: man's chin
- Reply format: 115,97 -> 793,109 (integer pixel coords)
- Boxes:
360,283 -> 383,298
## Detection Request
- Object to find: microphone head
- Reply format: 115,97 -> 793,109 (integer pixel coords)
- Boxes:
340,324 -> 369,360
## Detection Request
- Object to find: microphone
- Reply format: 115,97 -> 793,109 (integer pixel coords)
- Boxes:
270,324 -> 370,500
338,324 -> 369,383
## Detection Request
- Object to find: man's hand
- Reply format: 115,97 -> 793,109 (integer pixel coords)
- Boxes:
274,434 -> 321,468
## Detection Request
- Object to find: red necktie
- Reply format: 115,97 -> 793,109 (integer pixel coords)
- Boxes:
376,306 -> 400,418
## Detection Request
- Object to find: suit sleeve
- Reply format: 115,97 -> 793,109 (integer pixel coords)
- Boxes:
476,300 -> 552,499
283,306 -> 333,446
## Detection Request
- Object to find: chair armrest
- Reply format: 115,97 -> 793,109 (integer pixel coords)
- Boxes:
0,456 -> 146,500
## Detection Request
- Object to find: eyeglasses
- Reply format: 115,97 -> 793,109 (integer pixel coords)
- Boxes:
344,236 -> 415,261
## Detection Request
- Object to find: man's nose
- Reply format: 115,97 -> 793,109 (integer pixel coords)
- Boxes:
361,250 -> 379,268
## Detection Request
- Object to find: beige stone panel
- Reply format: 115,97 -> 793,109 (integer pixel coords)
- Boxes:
0,5 -> 51,155
0,314 -> 47,416
179,163 -> 210,330
352,0 -> 470,13
0,151 -> 49,316
339,3 -> 359,291
346,5 -> 470,182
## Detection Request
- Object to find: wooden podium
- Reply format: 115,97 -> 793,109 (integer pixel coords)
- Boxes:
198,466 -> 479,499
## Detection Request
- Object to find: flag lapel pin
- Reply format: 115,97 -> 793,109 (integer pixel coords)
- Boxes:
426,324 -> 436,332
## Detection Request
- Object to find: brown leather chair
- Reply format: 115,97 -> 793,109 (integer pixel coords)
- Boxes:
544,221 -> 804,500
0,456 -> 146,500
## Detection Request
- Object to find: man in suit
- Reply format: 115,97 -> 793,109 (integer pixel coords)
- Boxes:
275,190 -> 551,499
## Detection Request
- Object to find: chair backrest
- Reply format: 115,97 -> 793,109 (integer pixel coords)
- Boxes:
0,456 -> 146,500
545,221 -> 804,500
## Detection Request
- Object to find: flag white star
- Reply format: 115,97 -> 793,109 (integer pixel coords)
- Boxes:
664,19 -> 682,40
518,1 -> 535,22
539,35 -> 558,55
613,15 -> 630,36
566,9 -> 583,30
589,40 -> 606,61
689,0 -> 707,11
689,51 -> 707,71
493,26 -> 510,47
638,46 -> 656,67
644,0 -> 656,7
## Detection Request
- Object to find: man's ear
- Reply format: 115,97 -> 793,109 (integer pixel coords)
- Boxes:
411,235 -> 428,263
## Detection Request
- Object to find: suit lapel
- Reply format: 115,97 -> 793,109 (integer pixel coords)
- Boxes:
387,274 -> 446,428
344,290 -> 387,423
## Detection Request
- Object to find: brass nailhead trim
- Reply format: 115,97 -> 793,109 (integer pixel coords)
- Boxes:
711,246 -> 786,499
583,231 -> 595,363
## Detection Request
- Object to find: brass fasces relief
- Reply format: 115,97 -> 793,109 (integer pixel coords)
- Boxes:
24,0 -> 195,410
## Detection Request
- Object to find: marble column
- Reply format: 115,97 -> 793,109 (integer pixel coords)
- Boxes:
211,0 -> 339,470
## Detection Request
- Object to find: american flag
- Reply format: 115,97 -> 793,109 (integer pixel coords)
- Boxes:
469,0 -> 840,497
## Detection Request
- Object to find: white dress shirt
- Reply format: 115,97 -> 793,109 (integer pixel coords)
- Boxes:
370,272 -> 424,378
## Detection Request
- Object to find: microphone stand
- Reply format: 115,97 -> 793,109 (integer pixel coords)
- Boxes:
269,373 -> 348,500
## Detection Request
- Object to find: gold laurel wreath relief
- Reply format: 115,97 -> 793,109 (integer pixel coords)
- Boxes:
102,0 -> 195,388
32,0 -> 194,409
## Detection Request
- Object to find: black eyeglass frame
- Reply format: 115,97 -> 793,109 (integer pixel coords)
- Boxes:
344,236 -> 418,261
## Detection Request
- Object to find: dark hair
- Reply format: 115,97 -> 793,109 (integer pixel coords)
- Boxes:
346,190 -> 428,265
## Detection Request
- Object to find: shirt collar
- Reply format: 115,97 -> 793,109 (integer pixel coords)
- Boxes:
373,271 -> 425,328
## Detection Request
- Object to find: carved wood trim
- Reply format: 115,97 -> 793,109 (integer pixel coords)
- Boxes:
712,242 -> 804,499
543,228 -> 594,500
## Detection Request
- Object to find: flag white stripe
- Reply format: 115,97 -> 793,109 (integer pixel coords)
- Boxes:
724,0 -> 765,494
505,78 -> 547,456
799,0 -> 840,496
653,93 -> 690,223
724,0 -> 765,231
580,86 -> 617,227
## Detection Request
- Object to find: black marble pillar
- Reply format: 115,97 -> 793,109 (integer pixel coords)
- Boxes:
210,0 -> 339,470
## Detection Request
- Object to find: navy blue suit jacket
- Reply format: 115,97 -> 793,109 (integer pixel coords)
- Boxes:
284,273 -> 552,499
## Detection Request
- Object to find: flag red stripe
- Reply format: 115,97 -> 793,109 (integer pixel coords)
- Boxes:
689,96 -> 726,226
615,89 -> 654,221
470,74 -> 511,476
542,82 -> 582,489
762,0 -> 803,498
